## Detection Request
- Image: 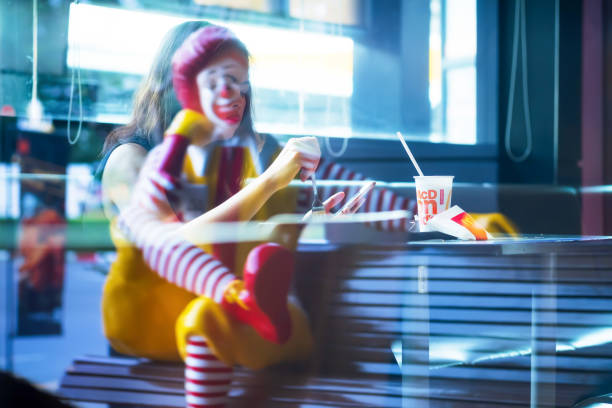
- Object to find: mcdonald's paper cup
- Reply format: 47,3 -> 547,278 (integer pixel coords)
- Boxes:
414,176 -> 454,232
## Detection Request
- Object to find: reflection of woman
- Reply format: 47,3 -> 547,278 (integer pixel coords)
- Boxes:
100,22 -> 414,407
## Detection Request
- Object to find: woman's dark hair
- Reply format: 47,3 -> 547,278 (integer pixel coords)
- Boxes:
102,21 -> 257,155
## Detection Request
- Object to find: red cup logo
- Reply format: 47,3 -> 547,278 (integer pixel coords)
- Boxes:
417,188 -> 446,224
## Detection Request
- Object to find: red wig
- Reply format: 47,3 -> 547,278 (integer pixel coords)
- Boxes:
171,25 -> 249,113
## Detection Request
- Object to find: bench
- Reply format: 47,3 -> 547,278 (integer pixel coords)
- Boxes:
59,239 -> 612,407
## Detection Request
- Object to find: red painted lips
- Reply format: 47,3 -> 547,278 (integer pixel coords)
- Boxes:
214,104 -> 244,124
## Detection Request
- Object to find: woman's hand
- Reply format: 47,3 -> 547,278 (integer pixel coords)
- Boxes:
302,181 -> 376,220
165,109 -> 214,146
302,192 -> 345,221
268,192 -> 343,249
272,189 -> 367,249
261,137 -> 321,192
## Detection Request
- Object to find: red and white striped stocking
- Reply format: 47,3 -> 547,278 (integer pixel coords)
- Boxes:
185,336 -> 233,408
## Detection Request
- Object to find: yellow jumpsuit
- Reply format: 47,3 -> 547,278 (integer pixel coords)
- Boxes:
102,144 -> 313,370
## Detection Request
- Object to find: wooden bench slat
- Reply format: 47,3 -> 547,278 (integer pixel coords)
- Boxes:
354,361 -> 607,386
73,356 -> 608,404
340,266 -> 612,282
348,252 -> 612,269
326,317 -> 603,342
323,345 -> 612,371
404,377 -> 592,408
61,374 -> 184,394
330,305 -> 612,326
67,361 -> 278,385
68,362 -> 184,381
58,364 -> 509,407
333,332 -> 527,352
339,280 -> 612,297
58,385 -> 404,408
336,292 -> 612,310
58,386 -> 186,407
320,328 -> 586,352
59,372 -> 406,407
68,357 -> 409,395
61,369 -> 408,398
59,356 -> 602,407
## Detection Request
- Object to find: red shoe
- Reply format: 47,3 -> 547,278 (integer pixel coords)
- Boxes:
221,243 -> 293,344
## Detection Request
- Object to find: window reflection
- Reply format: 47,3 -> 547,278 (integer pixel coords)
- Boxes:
289,0 -> 362,25
194,0 -> 274,13
0,2 -> 611,406
430,0 -> 477,143
62,1 -> 478,143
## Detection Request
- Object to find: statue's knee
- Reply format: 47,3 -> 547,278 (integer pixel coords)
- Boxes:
175,295 -> 237,365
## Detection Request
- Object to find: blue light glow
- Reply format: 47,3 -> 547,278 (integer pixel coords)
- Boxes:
67,3 -> 353,97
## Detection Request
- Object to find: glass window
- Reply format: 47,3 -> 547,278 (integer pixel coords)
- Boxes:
60,0 -> 480,144
442,0 -> 477,144
66,3 -> 354,137
288,0 -> 362,25
4,3 -> 610,408
430,0 -> 477,143
194,0 -> 275,13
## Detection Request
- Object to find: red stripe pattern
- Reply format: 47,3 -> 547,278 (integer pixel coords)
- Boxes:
211,147 -> 245,272
117,137 -> 236,301
185,336 -> 232,408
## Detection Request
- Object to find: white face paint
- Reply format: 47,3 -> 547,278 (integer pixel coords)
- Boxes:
196,49 -> 249,141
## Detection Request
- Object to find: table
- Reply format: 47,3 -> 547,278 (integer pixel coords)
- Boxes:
297,235 -> 612,407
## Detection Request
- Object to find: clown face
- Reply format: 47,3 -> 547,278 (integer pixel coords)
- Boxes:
195,47 -> 249,141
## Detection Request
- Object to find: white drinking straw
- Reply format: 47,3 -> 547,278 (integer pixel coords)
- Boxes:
396,132 -> 424,177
